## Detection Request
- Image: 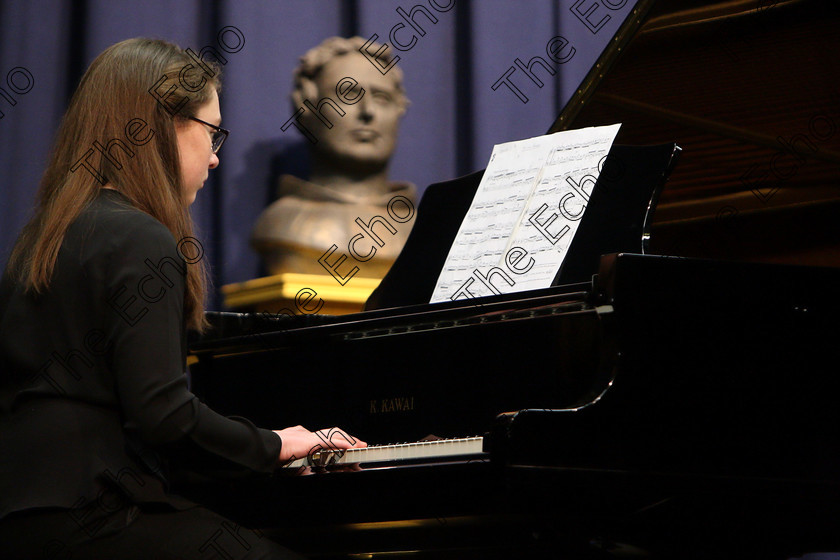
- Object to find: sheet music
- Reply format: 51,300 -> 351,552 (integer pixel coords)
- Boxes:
430,123 -> 621,303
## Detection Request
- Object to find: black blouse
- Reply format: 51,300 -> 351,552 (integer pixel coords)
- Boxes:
0,189 -> 282,519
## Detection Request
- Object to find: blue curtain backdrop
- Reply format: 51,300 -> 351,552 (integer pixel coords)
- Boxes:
0,0 -> 638,309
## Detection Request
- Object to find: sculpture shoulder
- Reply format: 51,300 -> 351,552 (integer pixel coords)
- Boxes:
253,177 -> 416,249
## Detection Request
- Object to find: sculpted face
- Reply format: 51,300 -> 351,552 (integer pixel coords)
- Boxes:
304,51 -> 404,170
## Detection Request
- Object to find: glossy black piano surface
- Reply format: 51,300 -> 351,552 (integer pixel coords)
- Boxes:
188,137 -> 681,446
185,253 -> 840,558
190,278 -> 611,445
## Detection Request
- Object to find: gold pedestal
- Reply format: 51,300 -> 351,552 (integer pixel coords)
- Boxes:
221,273 -> 381,315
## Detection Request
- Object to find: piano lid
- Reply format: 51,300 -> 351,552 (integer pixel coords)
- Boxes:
369,0 -> 839,310
555,0 -> 840,267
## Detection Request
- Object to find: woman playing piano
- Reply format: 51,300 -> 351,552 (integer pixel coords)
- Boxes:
0,38 -> 364,559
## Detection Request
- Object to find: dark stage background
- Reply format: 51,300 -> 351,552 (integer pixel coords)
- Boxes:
0,0 -> 637,308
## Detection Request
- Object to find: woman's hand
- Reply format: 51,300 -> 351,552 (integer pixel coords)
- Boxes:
274,425 -> 366,464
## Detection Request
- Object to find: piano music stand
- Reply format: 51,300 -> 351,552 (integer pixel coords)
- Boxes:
365,142 -> 681,310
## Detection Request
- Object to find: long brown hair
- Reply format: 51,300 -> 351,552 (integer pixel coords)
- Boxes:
9,38 -> 218,331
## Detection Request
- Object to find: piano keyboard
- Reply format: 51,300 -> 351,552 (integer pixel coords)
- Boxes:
284,436 -> 486,468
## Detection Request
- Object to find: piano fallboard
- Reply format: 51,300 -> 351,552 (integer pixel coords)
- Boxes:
189,281 -> 614,444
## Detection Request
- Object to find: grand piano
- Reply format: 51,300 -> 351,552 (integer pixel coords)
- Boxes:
184,1 -> 840,558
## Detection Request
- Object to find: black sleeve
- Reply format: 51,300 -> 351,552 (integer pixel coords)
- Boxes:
102,216 -> 282,473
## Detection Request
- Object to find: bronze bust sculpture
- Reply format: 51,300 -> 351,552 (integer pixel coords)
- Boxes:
251,36 -> 415,280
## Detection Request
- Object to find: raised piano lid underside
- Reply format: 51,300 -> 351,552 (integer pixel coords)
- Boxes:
562,0 -> 840,267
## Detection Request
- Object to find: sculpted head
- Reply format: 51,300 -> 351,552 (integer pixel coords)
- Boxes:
291,36 -> 408,172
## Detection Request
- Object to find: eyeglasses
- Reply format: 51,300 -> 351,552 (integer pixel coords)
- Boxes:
188,116 -> 229,154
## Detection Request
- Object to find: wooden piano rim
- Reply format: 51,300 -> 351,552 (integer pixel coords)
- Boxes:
640,0 -> 804,35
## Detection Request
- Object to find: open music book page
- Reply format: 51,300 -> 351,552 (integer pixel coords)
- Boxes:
430,123 -> 621,304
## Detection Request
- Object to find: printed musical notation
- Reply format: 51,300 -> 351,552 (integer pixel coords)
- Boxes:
430,123 -> 621,303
